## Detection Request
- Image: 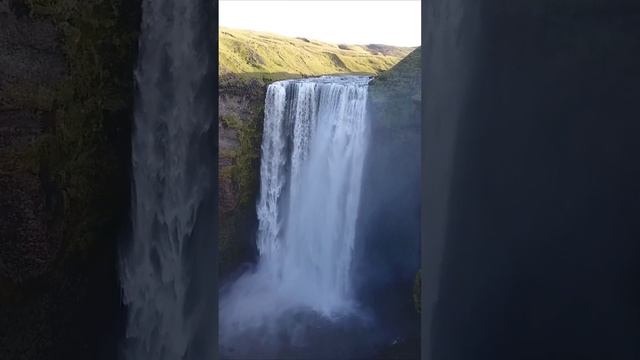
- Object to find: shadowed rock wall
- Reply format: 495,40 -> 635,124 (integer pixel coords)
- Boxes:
423,1 -> 640,359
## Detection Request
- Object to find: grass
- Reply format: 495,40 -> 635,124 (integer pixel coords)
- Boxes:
219,27 -> 415,80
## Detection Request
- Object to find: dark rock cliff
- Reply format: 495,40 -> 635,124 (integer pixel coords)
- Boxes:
356,48 -> 422,358
0,0 -> 140,358
423,1 -> 640,359
1,0 -> 65,285
218,75 -> 266,277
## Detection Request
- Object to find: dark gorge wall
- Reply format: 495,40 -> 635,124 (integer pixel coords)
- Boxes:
218,76 -> 266,277
354,48 -> 422,357
0,0 -> 140,358
359,49 -> 422,296
423,1 -> 640,359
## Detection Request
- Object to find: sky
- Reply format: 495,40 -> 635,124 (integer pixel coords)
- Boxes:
219,1 -> 421,47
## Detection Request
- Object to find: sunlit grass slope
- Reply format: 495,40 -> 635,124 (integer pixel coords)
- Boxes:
219,27 -> 415,81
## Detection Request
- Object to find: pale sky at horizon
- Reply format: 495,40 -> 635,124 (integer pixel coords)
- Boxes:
219,1 -> 421,47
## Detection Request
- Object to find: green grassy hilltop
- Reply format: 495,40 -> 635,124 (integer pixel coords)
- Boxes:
219,27 -> 414,80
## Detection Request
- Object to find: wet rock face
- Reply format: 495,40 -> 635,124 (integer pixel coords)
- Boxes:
0,2 -> 66,358
0,0 -> 64,283
0,164 -> 54,282
0,0 -> 66,110
1,1 -> 139,358
218,83 -> 265,216
423,1 -> 640,359
218,79 -> 266,276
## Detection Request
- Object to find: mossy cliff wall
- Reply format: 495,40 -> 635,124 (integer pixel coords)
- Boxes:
0,0 -> 140,358
218,75 -> 266,277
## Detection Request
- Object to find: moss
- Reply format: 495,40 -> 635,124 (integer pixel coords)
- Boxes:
0,2 -> 139,358
23,0 -> 139,259
220,113 -> 262,206
2,82 -> 57,111
218,78 -> 266,276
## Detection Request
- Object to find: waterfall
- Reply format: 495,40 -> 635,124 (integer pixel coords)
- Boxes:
220,76 -> 371,355
258,76 -> 370,311
119,1 -> 216,359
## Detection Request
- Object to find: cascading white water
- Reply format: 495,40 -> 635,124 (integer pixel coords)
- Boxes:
120,1 -> 215,359
259,76 -> 370,311
220,76 -> 371,353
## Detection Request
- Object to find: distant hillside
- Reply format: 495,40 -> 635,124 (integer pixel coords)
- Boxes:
219,27 -> 415,81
